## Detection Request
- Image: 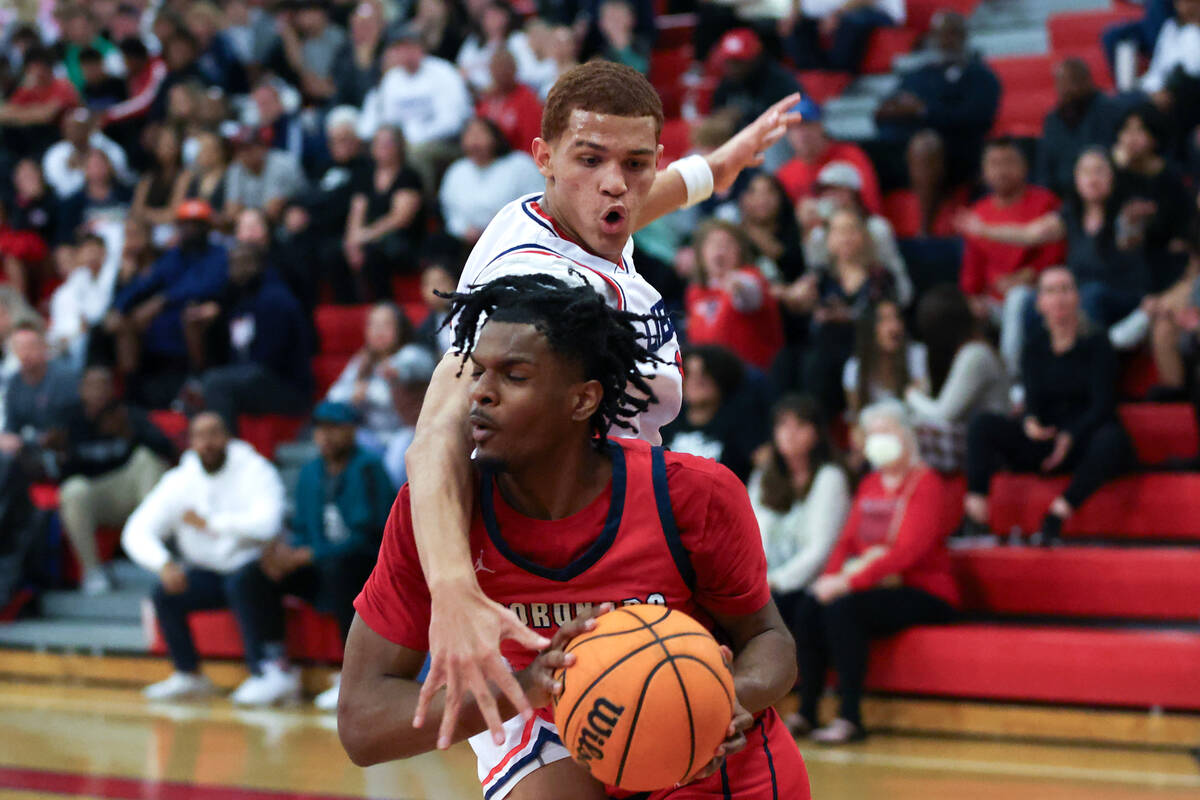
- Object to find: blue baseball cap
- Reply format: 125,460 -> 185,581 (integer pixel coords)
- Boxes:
313,401 -> 359,425
789,97 -> 823,124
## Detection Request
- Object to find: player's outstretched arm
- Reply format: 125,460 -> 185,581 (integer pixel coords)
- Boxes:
405,352 -> 551,748
636,93 -> 803,230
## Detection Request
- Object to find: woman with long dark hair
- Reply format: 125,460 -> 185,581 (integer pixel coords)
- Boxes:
749,395 -> 851,734
735,172 -> 806,281
843,299 -> 927,419
906,285 -> 1009,472
131,125 -> 189,243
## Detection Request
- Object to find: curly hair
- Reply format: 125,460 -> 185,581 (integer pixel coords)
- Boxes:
444,273 -> 662,445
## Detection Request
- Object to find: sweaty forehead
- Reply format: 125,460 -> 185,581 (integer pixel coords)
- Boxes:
475,320 -> 551,362
560,109 -> 658,153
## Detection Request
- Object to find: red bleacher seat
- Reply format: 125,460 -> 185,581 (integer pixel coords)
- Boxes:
988,473 -> 1200,540
795,70 -> 853,104
992,87 -> 1058,137
861,27 -> 920,74
147,600 -> 343,663
402,301 -> 430,329
655,12 -> 696,50
1048,7 -> 1142,54
1118,403 -> 1198,464
990,50 -> 1115,135
1119,350 -> 1159,399
905,0 -> 983,34
314,305 -> 369,356
953,547 -> 1200,621
28,484 -> 59,511
238,415 -> 306,460
311,354 -> 351,396
650,46 -> 692,118
867,624 -> 1200,710
391,274 -> 422,304
659,118 -> 691,165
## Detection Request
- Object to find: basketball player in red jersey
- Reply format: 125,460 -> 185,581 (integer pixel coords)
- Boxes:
404,61 -> 802,750
339,275 -> 810,800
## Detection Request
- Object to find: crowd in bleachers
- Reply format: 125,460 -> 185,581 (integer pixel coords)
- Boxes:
0,0 -> 1198,727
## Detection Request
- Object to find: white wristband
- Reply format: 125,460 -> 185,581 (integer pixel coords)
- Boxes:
668,154 -> 715,208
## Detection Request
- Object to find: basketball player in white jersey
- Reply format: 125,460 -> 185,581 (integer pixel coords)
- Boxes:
402,60 -> 800,754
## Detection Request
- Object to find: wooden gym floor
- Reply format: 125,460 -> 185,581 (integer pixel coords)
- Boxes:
2,676 -> 1200,800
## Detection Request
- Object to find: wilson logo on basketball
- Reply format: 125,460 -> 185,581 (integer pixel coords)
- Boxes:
574,697 -> 625,768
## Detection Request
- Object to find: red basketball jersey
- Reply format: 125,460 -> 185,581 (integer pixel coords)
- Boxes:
471,438 -> 710,671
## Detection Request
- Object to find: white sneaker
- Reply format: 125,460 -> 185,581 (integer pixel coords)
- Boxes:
314,673 -> 340,711
231,662 -> 301,707
81,569 -> 113,596
143,672 -> 218,701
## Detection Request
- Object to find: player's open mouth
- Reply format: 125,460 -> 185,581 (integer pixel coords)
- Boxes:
469,411 -> 496,443
600,207 -> 626,233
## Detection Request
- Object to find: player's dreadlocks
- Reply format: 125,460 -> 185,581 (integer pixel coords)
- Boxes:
444,273 -> 663,445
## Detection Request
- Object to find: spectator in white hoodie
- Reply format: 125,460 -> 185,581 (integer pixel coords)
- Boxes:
358,27 -> 472,198
123,412 -> 293,706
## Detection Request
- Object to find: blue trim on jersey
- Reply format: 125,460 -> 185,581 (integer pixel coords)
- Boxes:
482,727 -> 562,800
481,241 -> 629,310
650,446 -> 696,591
481,441 -> 627,583
520,196 -> 556,236
758,717 -> 779,800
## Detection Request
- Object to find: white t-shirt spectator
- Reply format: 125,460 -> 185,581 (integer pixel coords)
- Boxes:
1140,19 -> 1200,93
42,132 -> 133,198
842,341 -> 928,403
359,57 -> 472,145
48,261 -> 118,362
749,463 -> 851,593
439,152 -> 544,239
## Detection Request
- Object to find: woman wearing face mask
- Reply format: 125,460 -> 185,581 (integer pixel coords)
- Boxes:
965,267 -> 1133,545
791,400 -> 960,744
748,395 -> 852,735
684,219 -> 784,370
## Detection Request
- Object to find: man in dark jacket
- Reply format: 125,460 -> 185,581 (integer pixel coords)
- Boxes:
110,199 -> 228,407
1037,58 -> 1121,197
57,366 -> 173,594
241,400 -> 394,710
874,11 -> 1000,184
712,28 -> 803,129
185,241 -> 312,430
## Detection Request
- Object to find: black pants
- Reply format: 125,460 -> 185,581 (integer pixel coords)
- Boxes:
200,363 -> 310,433
151,563 -> 277,673
965,413 -> 1133,509
237,550 -> 377,646
787,587 -> 955,727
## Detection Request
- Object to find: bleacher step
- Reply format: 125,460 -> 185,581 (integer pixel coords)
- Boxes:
0,620 -> 148,654
969,28 -> 1048,57
40,590 -> 144,623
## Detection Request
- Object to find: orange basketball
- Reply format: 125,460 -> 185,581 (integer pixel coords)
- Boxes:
551,605 -> 735,791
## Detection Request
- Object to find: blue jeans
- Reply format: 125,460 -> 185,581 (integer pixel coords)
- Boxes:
1101,0 -> 1173,68
151,563 -> 278,674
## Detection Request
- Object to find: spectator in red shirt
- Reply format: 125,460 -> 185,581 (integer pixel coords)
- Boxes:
882,129 -> 972,239
777,98 -> 882,215
787,400 -> 959,743
475,49 -> 542,155
959,137 -> 1065,374
0,47 -> 80,158
685,219 -> 784,370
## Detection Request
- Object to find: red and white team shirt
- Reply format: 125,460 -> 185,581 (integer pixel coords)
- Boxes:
458,193 -> 683,444
355,439 -> 810,800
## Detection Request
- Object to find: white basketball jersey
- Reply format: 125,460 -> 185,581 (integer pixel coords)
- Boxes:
458,193 -> 682,444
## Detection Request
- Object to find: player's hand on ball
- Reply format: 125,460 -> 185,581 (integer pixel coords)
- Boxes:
415,586 -> 552,750
679,646 -> 752,786
523,603 -> 615,708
